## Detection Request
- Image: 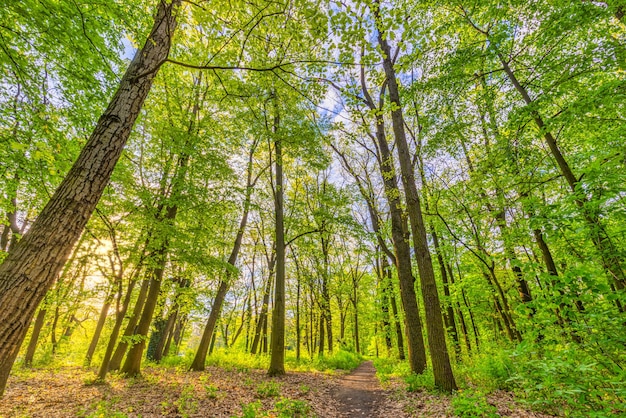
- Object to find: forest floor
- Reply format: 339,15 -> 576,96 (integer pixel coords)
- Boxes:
0,361 -> 553,417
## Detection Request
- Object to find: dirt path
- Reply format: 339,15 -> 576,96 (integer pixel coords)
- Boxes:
334,360 -> 386,417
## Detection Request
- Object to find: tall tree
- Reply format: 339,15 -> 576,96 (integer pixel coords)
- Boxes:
0,0 -> 181,395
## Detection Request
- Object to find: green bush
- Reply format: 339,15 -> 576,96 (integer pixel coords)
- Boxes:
405,370 -> 435,392
237,400 -> 266,418
507,347 -> 626,417
274,398 -> 311,417
256,381 -> 281,398
461,348 -> 514,391
314,350 -> 362,371
451,389 -> 498,418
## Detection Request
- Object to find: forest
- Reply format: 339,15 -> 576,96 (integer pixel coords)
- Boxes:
0,0 -> 625,417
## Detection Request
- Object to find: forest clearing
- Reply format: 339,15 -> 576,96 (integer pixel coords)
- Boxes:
0,0 -> 625,417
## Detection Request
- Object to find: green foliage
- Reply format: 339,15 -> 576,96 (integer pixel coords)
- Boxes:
206,350 -> 268,372
372,357 -> 411,385
312,350 -> 362,371
405,370 -> 435,392
174,384 -> 198,418
236,401 -> 265,418
273,398 -> 311,417
256,381 -> 281,398
81,399 -> 128,418
158,351 -> 196,369
506,345 -> 626,417
451,389 -> 498,418
459,348 -> 515,391
203,382 -> 220,399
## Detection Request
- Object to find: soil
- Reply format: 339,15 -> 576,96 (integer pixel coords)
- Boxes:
333,361 -> 385,417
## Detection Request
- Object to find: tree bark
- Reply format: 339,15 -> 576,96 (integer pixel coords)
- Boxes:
269,107 -> 286,376
372,0 -> 456,391
0,0 -> 181,396
359,68 -> 426,373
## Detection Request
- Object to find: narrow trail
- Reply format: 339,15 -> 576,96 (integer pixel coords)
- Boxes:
334,360 -> 386,417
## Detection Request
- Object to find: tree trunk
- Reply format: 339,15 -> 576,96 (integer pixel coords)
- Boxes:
97,275 -> 138,380
370,103 -> 426,370
0,0 -> 181,396
190,142 -> 257,370
373,0 -> 456,391
85,287 -> 114,366
499,54 -> 626,303
23,308 -> 46,367
269,107 -> 286,376
121,246 -> 168,376
251,255 -> 275,354
108,277 -> 149,371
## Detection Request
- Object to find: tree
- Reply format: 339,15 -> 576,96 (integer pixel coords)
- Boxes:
0,0 -> 181,395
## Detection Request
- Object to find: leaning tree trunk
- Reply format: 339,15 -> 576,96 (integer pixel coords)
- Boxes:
107,277 -> 149,371
251,255 -> 275,354
498,52 -> 625,307
0,0 -> 180,396
85,286 -> 114,366
22,308 -> 47,367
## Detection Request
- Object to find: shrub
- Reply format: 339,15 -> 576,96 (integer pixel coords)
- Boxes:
256,381 -> 281,398
314,350 -> 362,371
451,389 -> 498,418
274,398 -> 311,417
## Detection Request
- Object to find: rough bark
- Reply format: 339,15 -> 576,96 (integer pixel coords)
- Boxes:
373,0 -> 456,391
0,0 -> 180,396
359,67 -> 427,373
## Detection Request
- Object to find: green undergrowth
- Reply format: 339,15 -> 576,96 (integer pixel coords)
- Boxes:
153,348 -> 362,374
234,397 -> 312,418
373,342 -> 626,417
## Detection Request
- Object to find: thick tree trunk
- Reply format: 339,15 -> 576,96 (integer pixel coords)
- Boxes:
373,0 -> 456,391
371,106 -> 426,371
357,54 -> 426,372
0,0 -> 180,396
